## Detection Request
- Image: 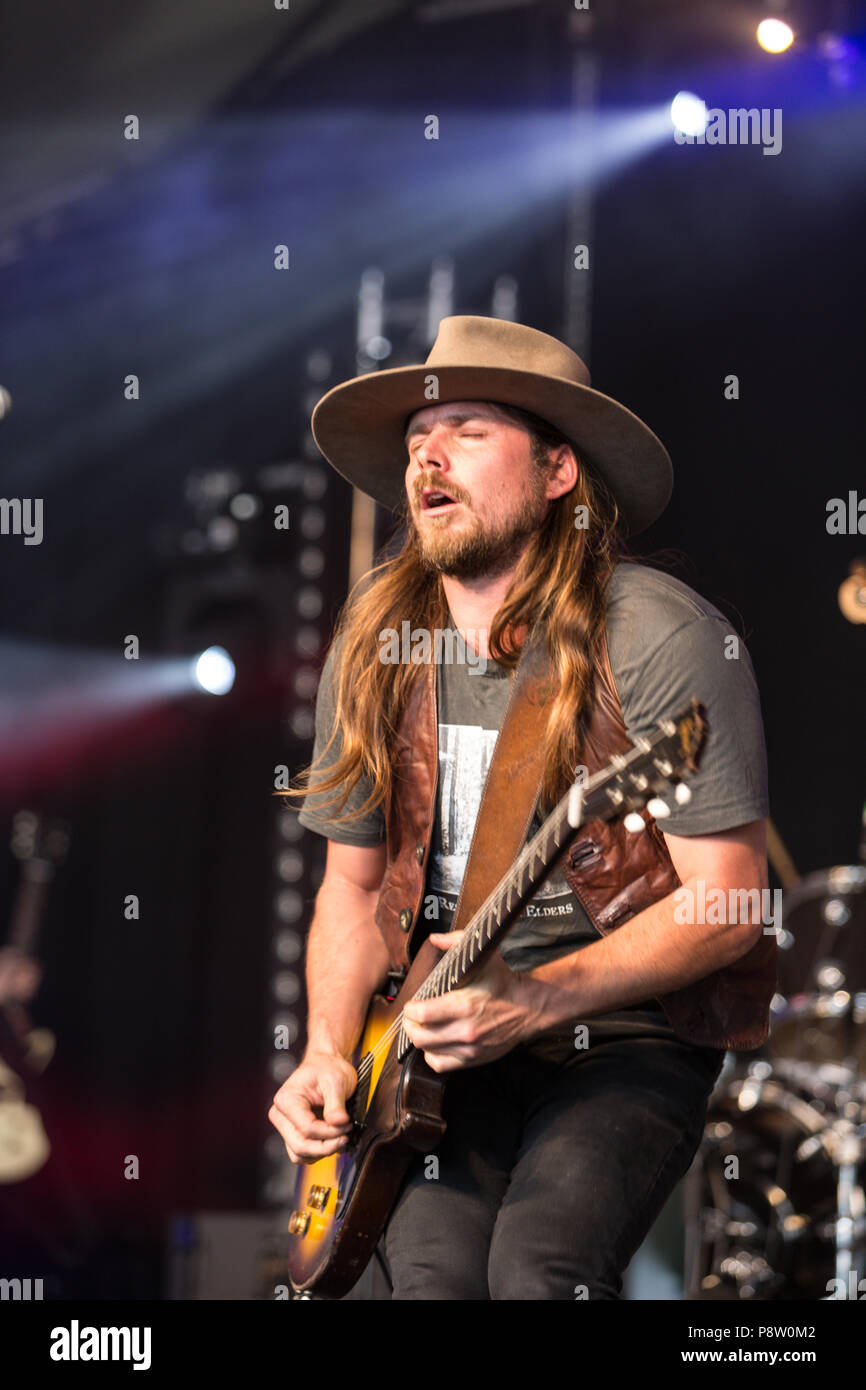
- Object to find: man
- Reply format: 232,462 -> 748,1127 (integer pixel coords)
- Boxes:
268,315 -> 776,1300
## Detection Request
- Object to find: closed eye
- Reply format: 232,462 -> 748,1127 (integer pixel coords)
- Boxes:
407,426 -> 487,455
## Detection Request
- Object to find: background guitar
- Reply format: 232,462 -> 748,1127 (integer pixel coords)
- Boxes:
0,810 -> 69,1184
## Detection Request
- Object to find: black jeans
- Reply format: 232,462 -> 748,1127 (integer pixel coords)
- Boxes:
381,1033 -> 724,1300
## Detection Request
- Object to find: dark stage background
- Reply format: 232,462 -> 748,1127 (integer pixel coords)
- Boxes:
0,0 -> 864,1298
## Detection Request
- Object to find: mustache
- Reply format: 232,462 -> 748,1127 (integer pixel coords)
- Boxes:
414,476 -> 471,506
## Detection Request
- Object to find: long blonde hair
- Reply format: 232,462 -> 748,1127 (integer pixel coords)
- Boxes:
284,403 -> 626,821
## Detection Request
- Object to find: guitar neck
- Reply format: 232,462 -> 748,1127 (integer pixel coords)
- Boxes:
8,864 -> 53,956
414,761 -> 622,1011
389,702 -> 705,1061
1,869 -> 51,1041
3,812 -> 69,1041
414,780 -> 598,1008
391,777 -> 600,1060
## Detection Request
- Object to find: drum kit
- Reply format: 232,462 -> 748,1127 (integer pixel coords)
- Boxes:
685,563 -> 866,1301
685,862 -> 866,1300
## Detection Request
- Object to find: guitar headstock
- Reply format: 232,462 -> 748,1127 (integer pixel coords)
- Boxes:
645,698 -> 708,782
569,699 -> 708,828
10,811 -> 71,871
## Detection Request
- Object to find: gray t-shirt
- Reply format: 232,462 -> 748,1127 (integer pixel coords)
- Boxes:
298,561 -> 769,1049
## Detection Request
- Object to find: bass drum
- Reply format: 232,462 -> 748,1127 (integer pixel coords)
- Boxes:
684,1068 -> 848,1300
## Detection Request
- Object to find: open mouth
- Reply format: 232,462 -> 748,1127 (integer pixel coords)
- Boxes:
420,488 -> 461,512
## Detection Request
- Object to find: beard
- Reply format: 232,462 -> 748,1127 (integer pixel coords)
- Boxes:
410,474 -> 549,581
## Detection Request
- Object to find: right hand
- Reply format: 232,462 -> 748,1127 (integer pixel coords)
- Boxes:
268,1050 -> 358,1164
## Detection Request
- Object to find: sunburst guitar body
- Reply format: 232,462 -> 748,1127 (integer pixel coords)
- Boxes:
286,944 -> 447,1299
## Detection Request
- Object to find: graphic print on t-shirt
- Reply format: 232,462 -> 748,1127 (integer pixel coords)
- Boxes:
430,722 -> 576,924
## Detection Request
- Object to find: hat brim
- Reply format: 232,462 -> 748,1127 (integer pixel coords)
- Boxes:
311,365 -> 672,535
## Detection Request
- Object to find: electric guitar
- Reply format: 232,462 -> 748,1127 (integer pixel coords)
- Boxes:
287,701 -> 707,1297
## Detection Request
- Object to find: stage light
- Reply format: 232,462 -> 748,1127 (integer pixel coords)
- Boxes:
296,587 -> 323,619
293,667 -> 319,700
274,929 -> 303,963
273,973 -> 301,1005
757,19 -> 794,53
276,848 -> 304,882
206,515 -> 238,551
300,506 -> 326,539
365,335 -> 392,361
192,645 -> 236,695
277,812 -> 303,842
306,348 -> 332,381
670,93 -> 708,138
288,709 -> 315,741
275,889 -> 303,922
229,491 -> 261,521
269,1057 -> 295,1088
819,32 -> 857,87
299,546 -> 325,578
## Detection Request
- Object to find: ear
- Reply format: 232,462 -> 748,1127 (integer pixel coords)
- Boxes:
544,444 -> 579,500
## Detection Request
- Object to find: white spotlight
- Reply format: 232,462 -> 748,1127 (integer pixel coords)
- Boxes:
192,646 -> 235,695
757,19 -> 794,53
670,92 -> 708,138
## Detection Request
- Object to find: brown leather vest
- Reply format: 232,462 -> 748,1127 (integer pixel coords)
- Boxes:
373,633 -> 778,1052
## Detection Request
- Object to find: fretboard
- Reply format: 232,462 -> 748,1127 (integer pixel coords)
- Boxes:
394,749 -> 645,1060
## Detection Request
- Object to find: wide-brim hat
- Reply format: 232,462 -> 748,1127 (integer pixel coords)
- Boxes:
311,315 -> 672,534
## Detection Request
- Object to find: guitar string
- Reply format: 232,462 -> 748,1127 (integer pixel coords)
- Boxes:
347,736 -> 680,1092
351,884 -> 516,1088
352,829 -> 557,1082
349,763 -> 611,1086
350,809 -> 568,1088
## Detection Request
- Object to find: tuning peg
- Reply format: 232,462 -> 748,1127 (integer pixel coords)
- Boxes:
646,797 -> 671,818
674,782 -> 692,806
624,812 -> 646,833
567,781 -> 584,828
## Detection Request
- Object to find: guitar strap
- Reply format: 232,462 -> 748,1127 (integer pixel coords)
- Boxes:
448,623 -> 561,936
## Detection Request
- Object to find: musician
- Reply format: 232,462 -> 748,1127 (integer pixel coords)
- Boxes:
268,316 -> 776,1299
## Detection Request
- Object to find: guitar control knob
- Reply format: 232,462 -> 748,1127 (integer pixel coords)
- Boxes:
288,1210 -> 311,1236
307,1185 -> 331,1211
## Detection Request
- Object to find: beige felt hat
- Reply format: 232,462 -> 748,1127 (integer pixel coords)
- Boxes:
311,315 -> 673,534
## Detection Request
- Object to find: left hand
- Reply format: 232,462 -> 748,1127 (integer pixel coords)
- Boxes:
402,930 -> 545,1073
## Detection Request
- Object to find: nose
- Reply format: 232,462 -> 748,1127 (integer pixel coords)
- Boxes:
410,423 -> 453,476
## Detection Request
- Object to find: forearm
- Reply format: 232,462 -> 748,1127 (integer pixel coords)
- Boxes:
521,874 -> 764,1035
304,876 -> 392,1060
